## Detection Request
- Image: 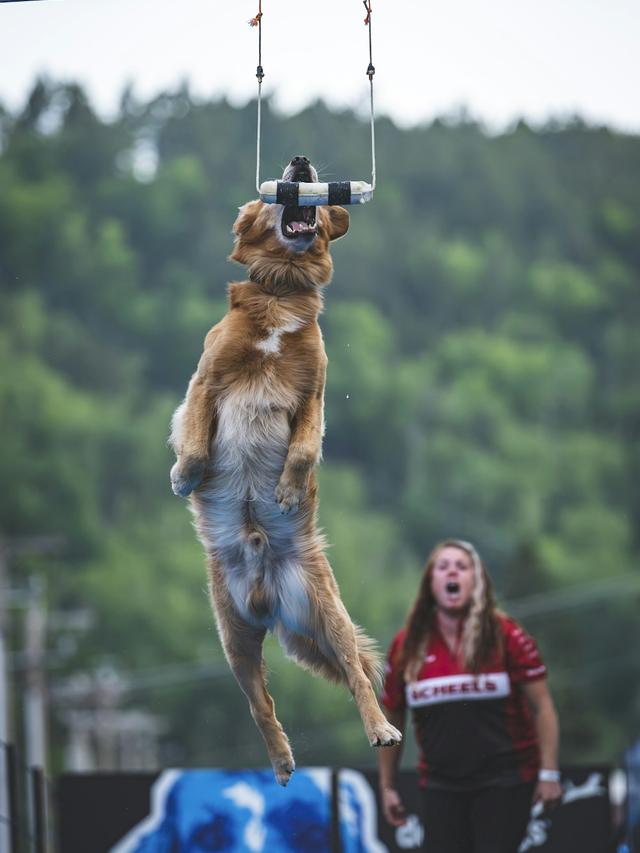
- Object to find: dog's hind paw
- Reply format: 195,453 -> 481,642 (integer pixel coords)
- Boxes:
273,757 -> 296,787
368,720 -> 403,748
170,458 -> 206,497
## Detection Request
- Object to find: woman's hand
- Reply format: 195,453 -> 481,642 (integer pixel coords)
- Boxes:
522,679 -> 562,814
381,787 -> 407,826
533,779 -> 563,811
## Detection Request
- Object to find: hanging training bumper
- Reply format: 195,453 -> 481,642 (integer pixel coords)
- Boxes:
251,1 -> 376,207
259,180 -> 374,206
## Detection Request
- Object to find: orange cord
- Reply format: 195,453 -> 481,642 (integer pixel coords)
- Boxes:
363,0 -> 372,25
249,0 -> 263,27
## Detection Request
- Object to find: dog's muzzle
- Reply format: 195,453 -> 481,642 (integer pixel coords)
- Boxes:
280,156 -> 318,242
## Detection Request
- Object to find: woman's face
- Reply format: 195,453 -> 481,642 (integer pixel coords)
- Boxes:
430,546 -> 476,614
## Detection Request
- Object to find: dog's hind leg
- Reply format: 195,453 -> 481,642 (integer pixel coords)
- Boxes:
276,626 -> 346,683
307,553 -> 403,749
207,557 -> 295,786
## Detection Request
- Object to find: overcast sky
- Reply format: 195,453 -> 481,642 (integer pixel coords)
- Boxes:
0,0 -> 638,132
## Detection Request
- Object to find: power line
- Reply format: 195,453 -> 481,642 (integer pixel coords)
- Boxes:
51,659 -> 231,702
505,573 -> 640,619
49,574 -> 640,698
117,660 -> 231,694
553,650 -> 640,687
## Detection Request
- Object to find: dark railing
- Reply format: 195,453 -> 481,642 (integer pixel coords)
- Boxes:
1,739 -> 49,853
625,744 -> 640,853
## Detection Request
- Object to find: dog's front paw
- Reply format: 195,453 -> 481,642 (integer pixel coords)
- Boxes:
170,457 -> 206,497
274,476 -> 305,515
367,719 -> 403,748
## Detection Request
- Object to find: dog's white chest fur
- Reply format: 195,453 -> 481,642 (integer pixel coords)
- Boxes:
213,377 -> 298,497
255,319 -> 303,355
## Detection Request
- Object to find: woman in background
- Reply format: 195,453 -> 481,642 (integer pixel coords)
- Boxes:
378,539 -> 562,853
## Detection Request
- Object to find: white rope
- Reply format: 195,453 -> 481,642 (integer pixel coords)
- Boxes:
256,80 -> 262,192
369,73 -> 376,190
364,0 -> 376,190
253,2 -> 376,197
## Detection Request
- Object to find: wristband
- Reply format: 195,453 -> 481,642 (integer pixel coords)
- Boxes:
538,769 -> 560,783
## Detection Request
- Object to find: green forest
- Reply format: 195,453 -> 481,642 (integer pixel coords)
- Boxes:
1,79 -> 639,774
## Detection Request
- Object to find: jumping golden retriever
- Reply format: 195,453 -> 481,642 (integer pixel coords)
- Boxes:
169,156 -> 401,785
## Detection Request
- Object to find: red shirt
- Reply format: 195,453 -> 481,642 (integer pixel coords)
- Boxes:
381,614 -> 546,790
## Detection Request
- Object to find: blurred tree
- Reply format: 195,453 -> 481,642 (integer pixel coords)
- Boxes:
1,81 -> 639,770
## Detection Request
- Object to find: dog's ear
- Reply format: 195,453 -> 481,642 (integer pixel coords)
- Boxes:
327,205 -> 350,241
233,200 -> 263,237
230,200 -> 264,265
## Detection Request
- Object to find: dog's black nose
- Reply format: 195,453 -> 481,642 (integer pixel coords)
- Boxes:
291,155 -> 310,166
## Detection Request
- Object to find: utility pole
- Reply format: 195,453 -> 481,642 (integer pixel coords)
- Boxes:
22,577 -> 47,850
0,535 -> 62,853
0,540 -> 11,853
24,576 -> 47,770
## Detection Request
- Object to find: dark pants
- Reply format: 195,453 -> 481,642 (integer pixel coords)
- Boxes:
422,782 -> 535,853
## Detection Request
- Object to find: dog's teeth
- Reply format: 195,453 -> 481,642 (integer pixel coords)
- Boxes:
285,220 -> 317,236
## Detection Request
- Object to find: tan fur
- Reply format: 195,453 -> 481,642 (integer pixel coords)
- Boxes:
170,197 -> 401,785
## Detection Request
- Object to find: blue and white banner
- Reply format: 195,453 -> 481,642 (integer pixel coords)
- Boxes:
57,765 -> 612,853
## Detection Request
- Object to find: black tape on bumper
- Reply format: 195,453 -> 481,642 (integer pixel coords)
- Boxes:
328,182 -> 352,205
276,182 -> 300,205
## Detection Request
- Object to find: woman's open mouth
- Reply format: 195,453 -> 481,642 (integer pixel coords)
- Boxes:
445,581 -> 461,595
281,205 -> 317,239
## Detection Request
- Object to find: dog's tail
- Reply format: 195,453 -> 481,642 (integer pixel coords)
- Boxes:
278,624 -> 383,688
353,623 -> 384,689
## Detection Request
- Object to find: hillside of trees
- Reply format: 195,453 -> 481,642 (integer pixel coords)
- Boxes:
1,79 -> 639,773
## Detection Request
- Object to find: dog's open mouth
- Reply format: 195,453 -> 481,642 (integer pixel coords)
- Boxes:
446,581 -> 460,595
281,205 -> 317,239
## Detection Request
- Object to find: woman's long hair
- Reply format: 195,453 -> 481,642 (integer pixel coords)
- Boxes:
399,539 -> 503,680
